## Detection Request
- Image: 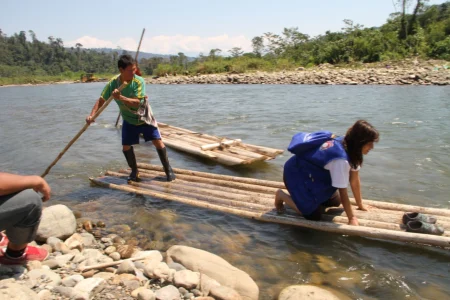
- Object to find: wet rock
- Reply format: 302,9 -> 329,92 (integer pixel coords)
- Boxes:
278,285 -> 341,300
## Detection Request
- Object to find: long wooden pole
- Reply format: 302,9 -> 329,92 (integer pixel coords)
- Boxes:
115,28 -> 146,128
41,83 -> 128,178
89,177 -> 450,248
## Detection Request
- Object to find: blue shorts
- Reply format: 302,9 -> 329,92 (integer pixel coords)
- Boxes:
122,120 -> 161,145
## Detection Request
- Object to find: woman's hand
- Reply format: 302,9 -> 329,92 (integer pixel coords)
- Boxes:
357,204 -> 375,211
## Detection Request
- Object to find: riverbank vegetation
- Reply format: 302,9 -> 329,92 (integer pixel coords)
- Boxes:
1,0 -> 448,84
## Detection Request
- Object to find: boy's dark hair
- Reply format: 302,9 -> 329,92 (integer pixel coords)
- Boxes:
343,120 -> 379,169
118,54 -> 136,69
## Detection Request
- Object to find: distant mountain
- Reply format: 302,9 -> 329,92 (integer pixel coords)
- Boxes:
89,48 -> 195,61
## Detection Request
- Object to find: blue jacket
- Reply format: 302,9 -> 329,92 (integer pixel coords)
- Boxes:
284,131 -> 349,215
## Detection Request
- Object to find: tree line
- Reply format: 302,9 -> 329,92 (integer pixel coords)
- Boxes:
0,0 -> 449,82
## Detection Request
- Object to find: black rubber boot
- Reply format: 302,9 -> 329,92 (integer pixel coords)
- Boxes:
156,147 -> 176,181
123,146 -> 140,182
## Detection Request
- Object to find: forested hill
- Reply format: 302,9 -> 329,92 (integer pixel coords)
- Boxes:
0,0 -> 448,81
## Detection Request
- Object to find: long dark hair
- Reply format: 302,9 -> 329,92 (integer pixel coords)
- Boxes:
343,120 -> 379,169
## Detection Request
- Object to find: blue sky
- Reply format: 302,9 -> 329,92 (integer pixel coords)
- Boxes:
1,0 -> 447,56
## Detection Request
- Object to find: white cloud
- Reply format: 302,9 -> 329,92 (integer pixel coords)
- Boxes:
67,34 -> 252,56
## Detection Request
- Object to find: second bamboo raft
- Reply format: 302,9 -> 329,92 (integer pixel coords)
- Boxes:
90,164 -> 450,248
157,123 -> 284,166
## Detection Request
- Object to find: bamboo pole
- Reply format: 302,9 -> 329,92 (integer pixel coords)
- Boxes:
79,256 -> 147,272
159,122 -> 283,157
349,199 -> 450,218
166,134 -> 258,162
200,139 -> 242,151
41,83 -> 128,178
107,170 -> 450,232
115,28 -> 146,128
162,137 -> 246,166
137,163 -> 285,188
108,170 -> 274,205
101,172 -> 450,236
90,177 -> 450,248
137,164 -> 450,217
135,169 -> 276,198
134,168 -> 279,194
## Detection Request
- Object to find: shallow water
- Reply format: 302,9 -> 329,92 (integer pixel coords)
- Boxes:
0,83 -> 449,299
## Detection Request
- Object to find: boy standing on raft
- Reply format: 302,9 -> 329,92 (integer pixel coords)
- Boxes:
275,120 -> 379,226
86,54 -> 175,182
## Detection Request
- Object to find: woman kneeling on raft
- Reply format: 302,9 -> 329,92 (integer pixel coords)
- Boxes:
275,120 -> 379,226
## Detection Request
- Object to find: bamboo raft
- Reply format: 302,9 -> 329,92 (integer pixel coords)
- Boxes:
157,123 -> 284,166
90,164 -> 450,248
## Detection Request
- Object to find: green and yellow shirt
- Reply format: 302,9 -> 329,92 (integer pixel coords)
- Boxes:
101,75 -> 146,125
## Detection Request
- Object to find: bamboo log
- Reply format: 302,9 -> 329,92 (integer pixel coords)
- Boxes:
162,138 -> 217,158
108,170 -> 275,205
42,83 -> 128,177
90,177 -> 450,248
138,164 -> 450,217
135,169 -> 279,194
159,123 -> 283,158
240,143 -> 285,157
201,139 -> 242,151
136,169 -> 276,198
79,256 -> 147,272
137,163 -> 285,188
129,181 -> 268,211
349,199 -> 450,218
102,173 -> 450,236
170,134 -> 254,161
113,170 -> 450,232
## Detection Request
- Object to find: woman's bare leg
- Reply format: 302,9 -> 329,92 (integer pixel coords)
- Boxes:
274,189 -> 301,214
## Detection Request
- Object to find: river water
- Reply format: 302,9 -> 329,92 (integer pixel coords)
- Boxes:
0,83 -> 449,299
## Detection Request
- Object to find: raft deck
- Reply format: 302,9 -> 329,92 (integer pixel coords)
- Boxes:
157,123 -> 284,166
90,164 -> 450,248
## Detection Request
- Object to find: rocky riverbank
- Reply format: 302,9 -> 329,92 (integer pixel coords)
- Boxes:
0,204 -> 346,300
146,60 -> 450,86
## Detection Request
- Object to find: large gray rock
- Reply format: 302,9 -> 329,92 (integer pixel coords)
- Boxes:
166,245 -> 258,300
278,285 -> 343,300
0,281 -> 38,299
36,205 -> 76,242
